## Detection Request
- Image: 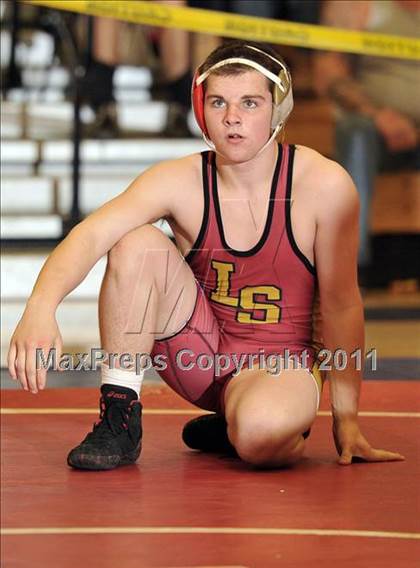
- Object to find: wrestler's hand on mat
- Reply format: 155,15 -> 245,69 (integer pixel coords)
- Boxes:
332,417 -> 405,465
374,108 -> 418,153
7,308 -> 63,394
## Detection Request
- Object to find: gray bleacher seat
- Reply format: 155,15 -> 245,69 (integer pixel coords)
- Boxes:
1,177 -> 55,213
114,66 -> 152,89
1,140 -> 38,175
1,253 -> 106,300
15,30 -> 54,68
57,175 -> 136,214
25,101 -> 168,135
1,140 -> 38,163
22,65 -> 70,89
41,138 -> 206,163
0,101 -> 23,139
1,215 -> 62,238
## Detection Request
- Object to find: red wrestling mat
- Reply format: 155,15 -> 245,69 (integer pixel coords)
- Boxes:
2,380 -> 420,411
1,381 -> 419,568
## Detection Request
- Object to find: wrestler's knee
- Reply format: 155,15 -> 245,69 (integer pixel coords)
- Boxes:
227,412 -> 305,467
107,224 -> 171,274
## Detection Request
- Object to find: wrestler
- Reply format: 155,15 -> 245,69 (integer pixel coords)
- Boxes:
8,41 -> 404,470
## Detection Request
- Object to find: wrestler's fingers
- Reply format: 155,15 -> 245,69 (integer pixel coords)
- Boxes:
54,336 -> 63,372
26,345 -> 39,394
15,345 -> 29,391
361,448 -> 405,462
7,342 -> 18,380
338,447 -> 405,465
337,450 -> 353,465
37,373 -> 47,391
35,342 -> 53,390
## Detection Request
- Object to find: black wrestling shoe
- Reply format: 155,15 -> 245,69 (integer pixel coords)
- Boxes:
182,413 -> 237,456
183,414 -> 311,454
67,385 -> 142,471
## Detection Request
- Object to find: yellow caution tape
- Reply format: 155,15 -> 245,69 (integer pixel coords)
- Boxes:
24,0 -> 420,60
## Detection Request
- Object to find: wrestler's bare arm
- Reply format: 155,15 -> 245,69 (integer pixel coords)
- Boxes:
7,155 -> 197,385
24,157 -> 195,310
313,156 -> 363,415
312,152 -> 404,464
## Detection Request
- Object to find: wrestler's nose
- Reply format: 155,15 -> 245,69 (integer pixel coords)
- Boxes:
223,105 -> 241,126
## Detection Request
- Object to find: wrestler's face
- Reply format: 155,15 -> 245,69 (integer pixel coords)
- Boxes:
204,70 -> 273,162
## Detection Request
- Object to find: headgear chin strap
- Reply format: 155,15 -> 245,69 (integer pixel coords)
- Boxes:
192,45 -> 293,158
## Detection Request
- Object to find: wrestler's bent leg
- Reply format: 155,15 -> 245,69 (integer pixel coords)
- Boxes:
68,224 -> 200,470
99,223 -> 198,362
223,365 -> 320,468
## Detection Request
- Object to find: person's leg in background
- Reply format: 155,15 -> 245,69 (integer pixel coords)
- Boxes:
229,1 -> 320,96
79,16 -> 121,137
229,0 -> 275,18
376,140 -> 420,291
282,0 -> 321,96
335,111 -> 381,283
284,0 -> 320,24
190,31 -> 221,85
159,8 -> 191,137
149,0 -> 191,137
336,111 -> 420,287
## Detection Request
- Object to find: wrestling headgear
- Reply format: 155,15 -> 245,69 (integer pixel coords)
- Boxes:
192,44 -> 293,154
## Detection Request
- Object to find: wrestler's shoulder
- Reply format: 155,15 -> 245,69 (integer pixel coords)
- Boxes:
126,153 -> 203,218
294,144 -> 349,179
293,144 -> 356,200
140,152 -> 203,190
292,145 -> 358,224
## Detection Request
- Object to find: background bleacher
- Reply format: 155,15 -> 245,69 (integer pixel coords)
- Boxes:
0,20 -> 205,364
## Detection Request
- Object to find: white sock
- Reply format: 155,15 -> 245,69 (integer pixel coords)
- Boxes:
100,363 -> 144,397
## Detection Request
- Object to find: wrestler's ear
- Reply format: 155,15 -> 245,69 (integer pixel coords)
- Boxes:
192,70 -> 208,137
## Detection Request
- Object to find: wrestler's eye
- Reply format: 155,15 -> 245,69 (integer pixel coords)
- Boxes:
211,98 -> 226,108
243,99 -> 257,109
